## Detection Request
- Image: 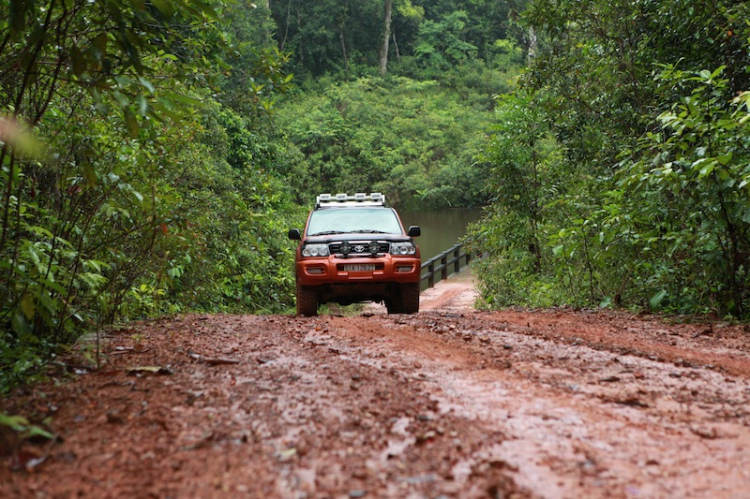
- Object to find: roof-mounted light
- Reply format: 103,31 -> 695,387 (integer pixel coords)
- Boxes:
315,192 -> 387,208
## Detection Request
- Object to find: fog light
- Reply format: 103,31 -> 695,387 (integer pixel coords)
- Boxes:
340,240 -> 351,256
307,268 -> 325,275
396,265 -> 413,273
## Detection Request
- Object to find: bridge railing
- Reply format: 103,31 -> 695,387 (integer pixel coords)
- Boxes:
420,243 -> 471,291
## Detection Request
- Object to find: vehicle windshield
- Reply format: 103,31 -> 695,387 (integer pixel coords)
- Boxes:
306,208 -> 403,236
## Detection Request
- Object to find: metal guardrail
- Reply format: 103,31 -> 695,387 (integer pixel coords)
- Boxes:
420,243 -> 471,291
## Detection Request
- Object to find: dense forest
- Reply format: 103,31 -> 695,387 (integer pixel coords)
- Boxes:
470,0 -> 750,318
1,0 -> 749,390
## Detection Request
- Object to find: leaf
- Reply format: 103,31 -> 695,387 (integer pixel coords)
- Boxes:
138,77 -> 155,93
113,91 -> 129,108
717,153 -> 732,165
114,75 -> 134,88
164,91 -> 204,107
20,293 -> 35,320
11,312 -> 31,337
123,108 -> 140,138
126,366 -> 173,375
83,164 -> 98,187
692,158 -> 716,177
0,413 -> 29,431
276,448 -> 297,460
649,290 -> 668,309
710,66 -> 726,80
26,425 -> 54,440
90,33 -> 108,63
71,46 -> 86,76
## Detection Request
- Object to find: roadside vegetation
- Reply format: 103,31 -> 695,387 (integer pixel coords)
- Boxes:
0,0 -> 298,390
1,0 -> 749,394
468,0 -> 750,319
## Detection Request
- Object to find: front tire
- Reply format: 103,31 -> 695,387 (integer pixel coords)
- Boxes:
399,283 -> 420,314
296,286 -> 318,316
387,283 -> 420,315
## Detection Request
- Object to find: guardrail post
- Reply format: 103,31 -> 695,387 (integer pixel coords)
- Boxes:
420,243 -> 472,292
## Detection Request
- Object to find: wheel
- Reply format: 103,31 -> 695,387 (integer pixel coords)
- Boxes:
296,286 -> 318,316
399,283 -> 420,314
385,298 -> 401,314
387,283 -> 419,315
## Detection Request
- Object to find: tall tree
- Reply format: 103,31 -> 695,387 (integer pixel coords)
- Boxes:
379,0 -> 393,74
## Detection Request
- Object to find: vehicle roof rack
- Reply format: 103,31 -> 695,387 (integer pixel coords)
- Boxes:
316,192 -> 386,209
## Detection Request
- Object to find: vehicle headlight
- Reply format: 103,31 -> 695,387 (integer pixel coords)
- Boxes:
390,242 -> 416,255
302,243 -> 329,257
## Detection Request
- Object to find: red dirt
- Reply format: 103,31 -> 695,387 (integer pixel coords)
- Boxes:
3,273 -> 750,498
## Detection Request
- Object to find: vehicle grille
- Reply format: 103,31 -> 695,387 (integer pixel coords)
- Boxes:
328,241 -> 390,256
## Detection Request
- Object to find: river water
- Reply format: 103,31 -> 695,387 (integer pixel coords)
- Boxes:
399,208 -> 484,261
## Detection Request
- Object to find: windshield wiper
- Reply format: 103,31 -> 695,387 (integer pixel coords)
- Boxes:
310,230 -> 346,236
349,229 -> 391,234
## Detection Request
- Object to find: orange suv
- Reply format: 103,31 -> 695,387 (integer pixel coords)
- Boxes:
288,193 -> 421,316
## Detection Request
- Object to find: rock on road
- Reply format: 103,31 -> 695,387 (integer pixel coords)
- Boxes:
3,272 -> 750,498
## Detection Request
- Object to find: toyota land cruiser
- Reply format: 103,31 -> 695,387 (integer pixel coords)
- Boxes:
288,193 -> 421,316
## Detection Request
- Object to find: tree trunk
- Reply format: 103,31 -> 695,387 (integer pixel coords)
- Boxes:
340,27 -> 349,70
392,29 -> 400,62
340,0 -> 349,70
378,0 -> 392,75
296,0 -> 303,67
280,0 -> 292,50
526,26 -> 537,64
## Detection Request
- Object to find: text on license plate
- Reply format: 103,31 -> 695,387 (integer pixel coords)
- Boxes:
344,264 -> 376,272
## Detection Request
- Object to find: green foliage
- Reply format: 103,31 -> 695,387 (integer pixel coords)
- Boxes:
0,0 -> 298,392
467,92 -> 587,309
414,11 -> 478,72
0,412 -> 54,440
275,74 -> 512,209
220,2 -> 293,118
612,68 -> 750,315
269,0 -> 527,79
472,0 -> 750,318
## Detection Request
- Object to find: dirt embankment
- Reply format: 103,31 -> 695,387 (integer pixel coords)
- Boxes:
3,274 -> 750,498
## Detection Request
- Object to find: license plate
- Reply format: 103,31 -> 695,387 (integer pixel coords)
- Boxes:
344,264 -> 376,272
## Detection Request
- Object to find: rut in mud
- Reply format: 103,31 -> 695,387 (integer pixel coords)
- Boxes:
2,273 -> 750,498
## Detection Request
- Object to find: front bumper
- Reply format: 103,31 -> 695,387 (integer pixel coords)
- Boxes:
296,254 -> 421,287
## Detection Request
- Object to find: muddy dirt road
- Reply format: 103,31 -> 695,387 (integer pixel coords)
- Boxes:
3,274 -> 750,498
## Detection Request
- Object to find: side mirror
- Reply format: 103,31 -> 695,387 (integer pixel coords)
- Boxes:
408,226 -> 421,237
288,229 -> 301,240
